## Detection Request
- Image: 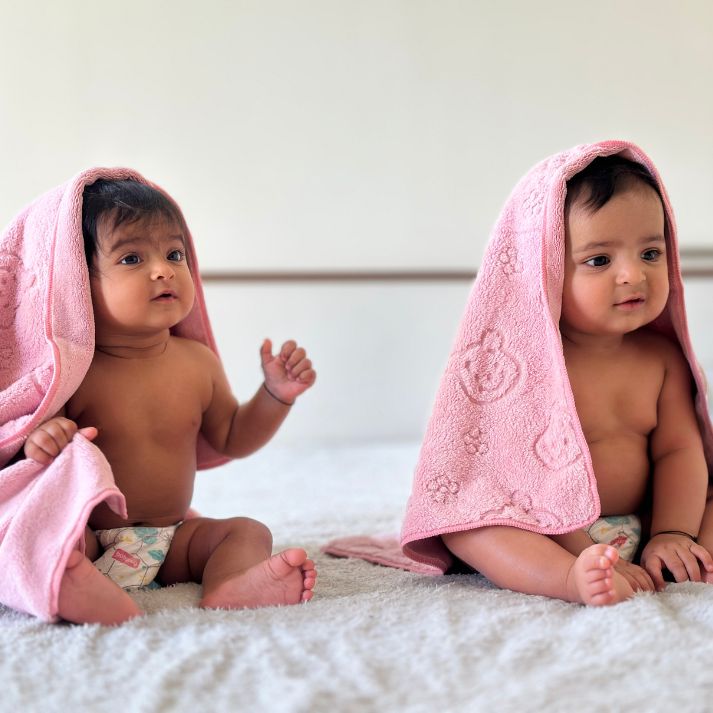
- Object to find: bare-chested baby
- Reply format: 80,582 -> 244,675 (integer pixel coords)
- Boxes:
23,179 -> 317,624
443,156 -> 713,606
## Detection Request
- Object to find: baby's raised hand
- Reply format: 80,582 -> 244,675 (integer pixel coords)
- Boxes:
640,533 -> 713,590
260,338 -> 316,405
24,417 -> 98,465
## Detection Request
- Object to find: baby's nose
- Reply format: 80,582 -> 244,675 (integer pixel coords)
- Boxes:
150,259 -> 175,279
616,259 -> 645,284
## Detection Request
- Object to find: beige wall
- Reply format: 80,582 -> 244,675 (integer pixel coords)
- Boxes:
2,2 -> 712,441
2,1 -> 712,270
204,277 -> 713,444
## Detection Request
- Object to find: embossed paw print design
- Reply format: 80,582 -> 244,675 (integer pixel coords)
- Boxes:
425,475 -> 460,504
453,330 -> 521,403
497,490 -> 534,519
481,490 -> 558,527
497,246 -> 523,276
522,187 -> 544,219
463,426 -> 488,455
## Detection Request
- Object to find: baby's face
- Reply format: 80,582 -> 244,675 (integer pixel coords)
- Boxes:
561,183 -> 668,341
89,214 -> 195,340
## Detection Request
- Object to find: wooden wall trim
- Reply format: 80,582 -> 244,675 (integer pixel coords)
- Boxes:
200,270 -> 475,283
200,247 -> 713,283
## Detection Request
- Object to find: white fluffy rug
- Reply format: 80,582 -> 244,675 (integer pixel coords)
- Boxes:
2,442 -> 713,712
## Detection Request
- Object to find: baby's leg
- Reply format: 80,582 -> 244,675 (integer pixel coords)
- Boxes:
442,525 -> 635,605
57,527 -> 142,625
159,517 -> 317,609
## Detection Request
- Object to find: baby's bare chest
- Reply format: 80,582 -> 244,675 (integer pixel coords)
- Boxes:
565,351 -> 664,437
70,357 -> 210,440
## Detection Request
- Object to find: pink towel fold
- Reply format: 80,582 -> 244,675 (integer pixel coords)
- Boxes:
400,140 -> 713,573
0,167 -> 227,621
322,535 -> 442,575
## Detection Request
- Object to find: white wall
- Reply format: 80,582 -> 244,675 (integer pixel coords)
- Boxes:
203,280 -> 470,443
204,277 -> 713,445
1,1 -> 712,269
2,2 -> 712,442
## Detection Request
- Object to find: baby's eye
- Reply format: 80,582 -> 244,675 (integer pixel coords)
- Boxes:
167,249 -> 185,262
642,248 -> 662,262
584,255 -> 610,267
120,254 -> 141,265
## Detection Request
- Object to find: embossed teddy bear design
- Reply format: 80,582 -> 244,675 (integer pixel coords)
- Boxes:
534,409 -> 582,470
452,330 -> 521,403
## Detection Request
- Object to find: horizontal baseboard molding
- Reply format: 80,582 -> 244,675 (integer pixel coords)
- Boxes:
200,270 -> 475,283
200,247 -> 713,282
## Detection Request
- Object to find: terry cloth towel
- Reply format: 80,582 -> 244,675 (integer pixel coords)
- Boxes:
0,168 -> 227,621
398,140 -> 713,573
321,535 -> 442,575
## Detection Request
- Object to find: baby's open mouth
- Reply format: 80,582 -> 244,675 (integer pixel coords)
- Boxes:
153,291 -> 176,301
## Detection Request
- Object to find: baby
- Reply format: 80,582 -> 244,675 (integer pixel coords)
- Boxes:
23,179 -> 317,624
442,155 -> 713,605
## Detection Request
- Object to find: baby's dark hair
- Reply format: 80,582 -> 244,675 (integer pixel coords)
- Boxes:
565,155 -> 662,213
82,179 -> 182,267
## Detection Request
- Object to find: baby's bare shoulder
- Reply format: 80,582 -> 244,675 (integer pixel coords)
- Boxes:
629,330 -> 684,364
627,331 -> 694,397
171,336 -> 220,364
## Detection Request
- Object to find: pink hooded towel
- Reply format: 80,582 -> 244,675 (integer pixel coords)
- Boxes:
399,140 -> 713,573
0,168 -> 227,621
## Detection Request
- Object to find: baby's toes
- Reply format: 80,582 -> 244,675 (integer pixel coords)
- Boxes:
585,566 -> 611,583
584,545 -> 618,569
589,589 -> 616,606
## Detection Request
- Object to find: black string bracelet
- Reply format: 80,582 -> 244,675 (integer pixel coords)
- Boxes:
262,382 -> 294,407
650,530 -> 698,542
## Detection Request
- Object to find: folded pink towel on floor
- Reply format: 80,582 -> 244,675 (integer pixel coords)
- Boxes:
399,140 -> 713,573
0,168 -> 226,621
322,535 -> 442,575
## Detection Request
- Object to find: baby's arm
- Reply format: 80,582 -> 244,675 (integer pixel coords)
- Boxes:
200,338 -> 316,459
640,344 -> 713,588
24,415 -> 98,465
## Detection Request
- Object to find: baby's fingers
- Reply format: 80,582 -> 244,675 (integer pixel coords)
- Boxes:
25,418 -> 78,464
78,426 -> 99,442
286,347 -> 306,370
297,368 -> 316,386
259,339 -> 274,366
691,543 -> 713,573
665,550 -> 700,583
631,566 -> 655,592
279,340 -> 297,361
643,556 -> 665,591
289,358 -> 313,379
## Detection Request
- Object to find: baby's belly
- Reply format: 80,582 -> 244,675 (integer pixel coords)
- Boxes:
588,435 -> 650,515
88,442 -> 197,530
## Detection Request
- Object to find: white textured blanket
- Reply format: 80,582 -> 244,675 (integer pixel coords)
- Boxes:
1,442 -> 713,712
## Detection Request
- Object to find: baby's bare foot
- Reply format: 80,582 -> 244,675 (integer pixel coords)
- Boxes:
567,544 -> 635,606
57,550 -> 143,625
200,548 -> 317,610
